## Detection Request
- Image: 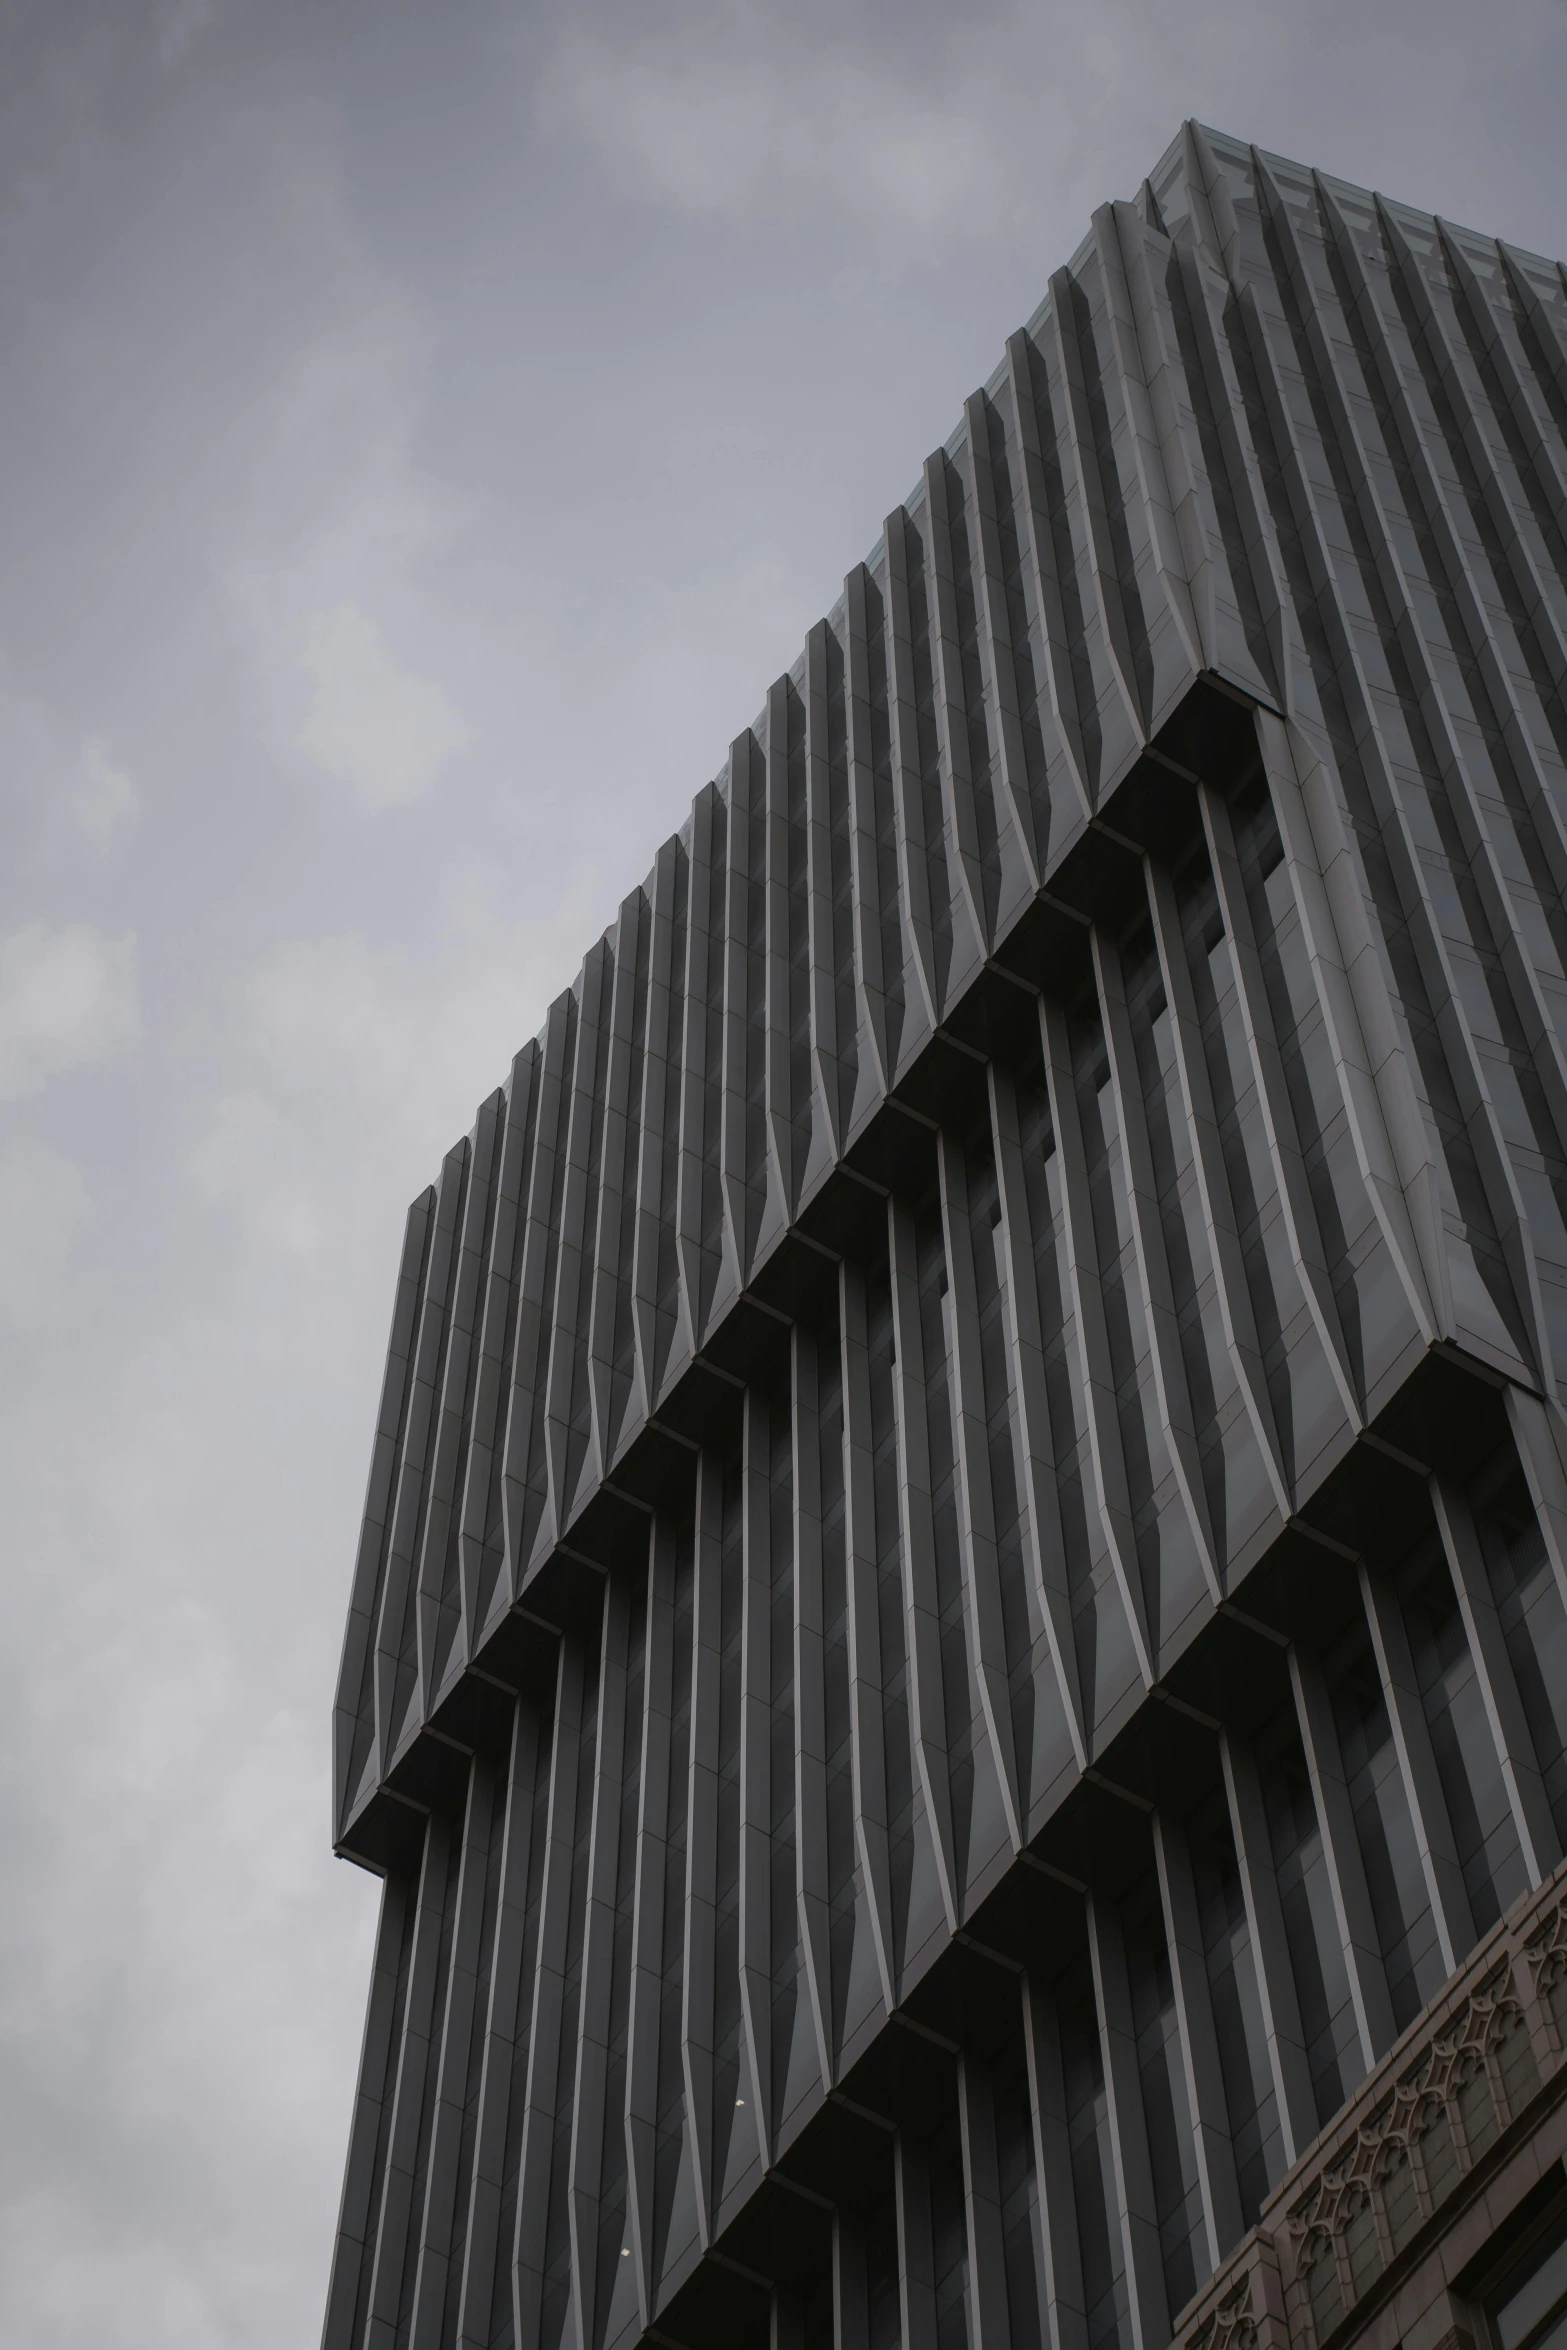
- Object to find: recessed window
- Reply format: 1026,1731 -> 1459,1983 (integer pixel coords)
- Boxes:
1487,2208 -> 1567,2350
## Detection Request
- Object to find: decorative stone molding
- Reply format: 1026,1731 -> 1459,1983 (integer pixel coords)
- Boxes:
1174,1864 -> 1567,2350
1185,2237 -> 1290,2350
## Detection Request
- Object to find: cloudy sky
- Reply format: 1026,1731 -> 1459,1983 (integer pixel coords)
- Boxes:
1,0 -> 1564,2341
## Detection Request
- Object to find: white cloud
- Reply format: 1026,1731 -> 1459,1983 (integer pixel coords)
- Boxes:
0,688 -> 140,855
188,1092 -> 327,1257
214,142 -> 475,820
158,0 -> 218,68
0,683 -> 63,825
71,737 -> 141,849
244,930 -> 415,1098
0,923 -> 140,1102
241,896 -> 603,1111
0,2197 -> 217,2349
296,601 -> 468,809
0,1137 -> 91,1326
545,27 -> 1011,236
185,874 -> 606,1273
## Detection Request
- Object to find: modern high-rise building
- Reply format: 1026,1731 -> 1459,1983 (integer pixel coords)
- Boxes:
320,121 -> 1567,2350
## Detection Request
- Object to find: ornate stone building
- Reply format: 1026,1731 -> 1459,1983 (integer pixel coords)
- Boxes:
319,122 -> 1567,2350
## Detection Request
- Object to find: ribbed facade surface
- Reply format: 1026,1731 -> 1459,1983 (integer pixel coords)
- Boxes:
321,122 -> 1567,2350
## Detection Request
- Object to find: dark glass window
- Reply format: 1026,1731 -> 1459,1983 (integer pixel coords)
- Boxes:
1487,2206 -> 1567,2350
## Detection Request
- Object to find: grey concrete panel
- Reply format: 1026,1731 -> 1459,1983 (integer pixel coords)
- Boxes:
322,124 -> 1567,2350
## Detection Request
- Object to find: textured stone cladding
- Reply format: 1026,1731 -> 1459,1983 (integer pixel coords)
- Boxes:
322,121 -> 1567,2350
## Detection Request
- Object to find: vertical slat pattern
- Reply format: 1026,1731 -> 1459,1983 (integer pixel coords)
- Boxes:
323,123 -> 1567,2350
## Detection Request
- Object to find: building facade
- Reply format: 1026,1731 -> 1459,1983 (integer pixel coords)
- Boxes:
319,122 -> 1567,2350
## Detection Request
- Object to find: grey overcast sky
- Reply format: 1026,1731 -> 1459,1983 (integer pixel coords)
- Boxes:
1,0 -> 1564,2340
